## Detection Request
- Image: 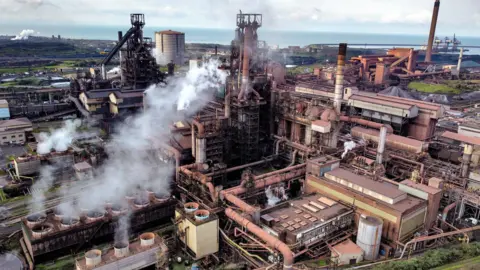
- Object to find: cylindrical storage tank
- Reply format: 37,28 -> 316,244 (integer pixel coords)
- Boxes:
155,30 -> 185,66
85,249 -> 102,267
140,232 -> 155,247
114,242 -> 129,258
356,216 -> 383,261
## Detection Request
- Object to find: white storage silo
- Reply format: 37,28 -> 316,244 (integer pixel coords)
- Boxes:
356,216 -> 383,261
155,30 -> 185,66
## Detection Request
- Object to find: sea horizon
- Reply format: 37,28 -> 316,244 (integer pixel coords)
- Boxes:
2,25 -> 480,54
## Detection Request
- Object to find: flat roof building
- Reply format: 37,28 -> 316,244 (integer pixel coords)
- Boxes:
0,117 -> 32,145
306,166 -> 428,246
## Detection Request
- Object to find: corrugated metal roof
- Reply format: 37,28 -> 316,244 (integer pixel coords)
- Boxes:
0,117 -> 32,129
350,94 -> 414,110
442,131 -> 480,146
326,168 -> 406,199
399,180 -> 441,195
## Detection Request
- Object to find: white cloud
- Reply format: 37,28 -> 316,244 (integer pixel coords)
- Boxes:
0,0 -> 478,36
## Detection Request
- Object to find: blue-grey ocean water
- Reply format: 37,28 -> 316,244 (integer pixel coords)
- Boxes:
10,25 -> 480,54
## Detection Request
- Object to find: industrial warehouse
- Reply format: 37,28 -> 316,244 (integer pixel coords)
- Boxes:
1,1 -> 480,270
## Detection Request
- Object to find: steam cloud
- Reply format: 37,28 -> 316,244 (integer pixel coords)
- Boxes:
45,59 -> 226,240
11,29 -> 37,40
341,141 -> 356,159
115,215 -> 130,244
265,186 -> 288,207
29,165 -> 55,214
107,66 -> 121,74
37,119 -> 82,154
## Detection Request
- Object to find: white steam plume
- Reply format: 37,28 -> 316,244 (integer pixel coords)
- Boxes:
341,141 -> 356,159
29,165 -> 55,214
11,29 -> 37,40
265,186 -> 288,207
115,215 -> 131,244
107,66 -> 121,74
37,119 -> 81,154
56,59 -> 226,223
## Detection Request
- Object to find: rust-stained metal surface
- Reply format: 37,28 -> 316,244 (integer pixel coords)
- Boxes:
351,126 -> 426,154
442,131 -> 480,146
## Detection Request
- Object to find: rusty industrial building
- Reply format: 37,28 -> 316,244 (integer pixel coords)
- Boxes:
17,2 -> 480,269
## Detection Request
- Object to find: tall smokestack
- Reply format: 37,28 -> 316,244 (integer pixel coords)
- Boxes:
118,31 -> 123,42
376,126 -> 387,164
457,48 -> 464,72
239,26 -> 253,100
215,45 -> 218,56
461,144 -> 473,178
425,0 -> 440,63
334,43 -> 347,114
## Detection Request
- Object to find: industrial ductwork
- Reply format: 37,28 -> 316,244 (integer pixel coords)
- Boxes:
225,208 -> 294,270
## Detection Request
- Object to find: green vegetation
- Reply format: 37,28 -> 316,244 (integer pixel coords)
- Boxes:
0,59 -> 99,75
374,243 -> 480,270
408,80 -> 480,95
408,82 -> 461,94
36,255 -> 75,270
287,64 -> 320,76
433,255 -> 480,270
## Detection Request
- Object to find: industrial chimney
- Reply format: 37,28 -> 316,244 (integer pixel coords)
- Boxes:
239,26 -> 253,100
425,0 -> 440,62
376,126 -> 387,164
334,43 -> 347,114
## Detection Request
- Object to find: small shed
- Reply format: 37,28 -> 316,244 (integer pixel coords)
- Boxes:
331,239 -> 364,266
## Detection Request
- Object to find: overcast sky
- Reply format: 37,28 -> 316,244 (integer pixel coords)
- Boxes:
0,0 -> 479,36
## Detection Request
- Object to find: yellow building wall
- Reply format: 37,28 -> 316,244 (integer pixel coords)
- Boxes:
175,210 -> 219,259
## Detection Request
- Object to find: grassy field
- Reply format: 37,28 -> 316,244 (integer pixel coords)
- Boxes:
408,81 -> 461,94
0,59 -> 99,74
433,256 -> 480,270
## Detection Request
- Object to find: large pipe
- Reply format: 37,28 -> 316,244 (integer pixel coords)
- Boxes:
273,135 -> 314,154
225,92 -> 231,118
334,43 -> 347,114
425,0 -> 440,62
192,119 -> 206,163
399,225 -> 480,259
376,126 -> 387,164
270,89 -> 277,136
390,154 -> 425,178
239,26 -> 253,100
206,158 -> 274,177
461,144 -> 473,178
442,202 -> 457,221
223,164 -> 306,196
226,208 -> 294,270
275,137 -> 287,155
340,116 -> 394,133
192,119 -> 205,137
289,150 -> 298,167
